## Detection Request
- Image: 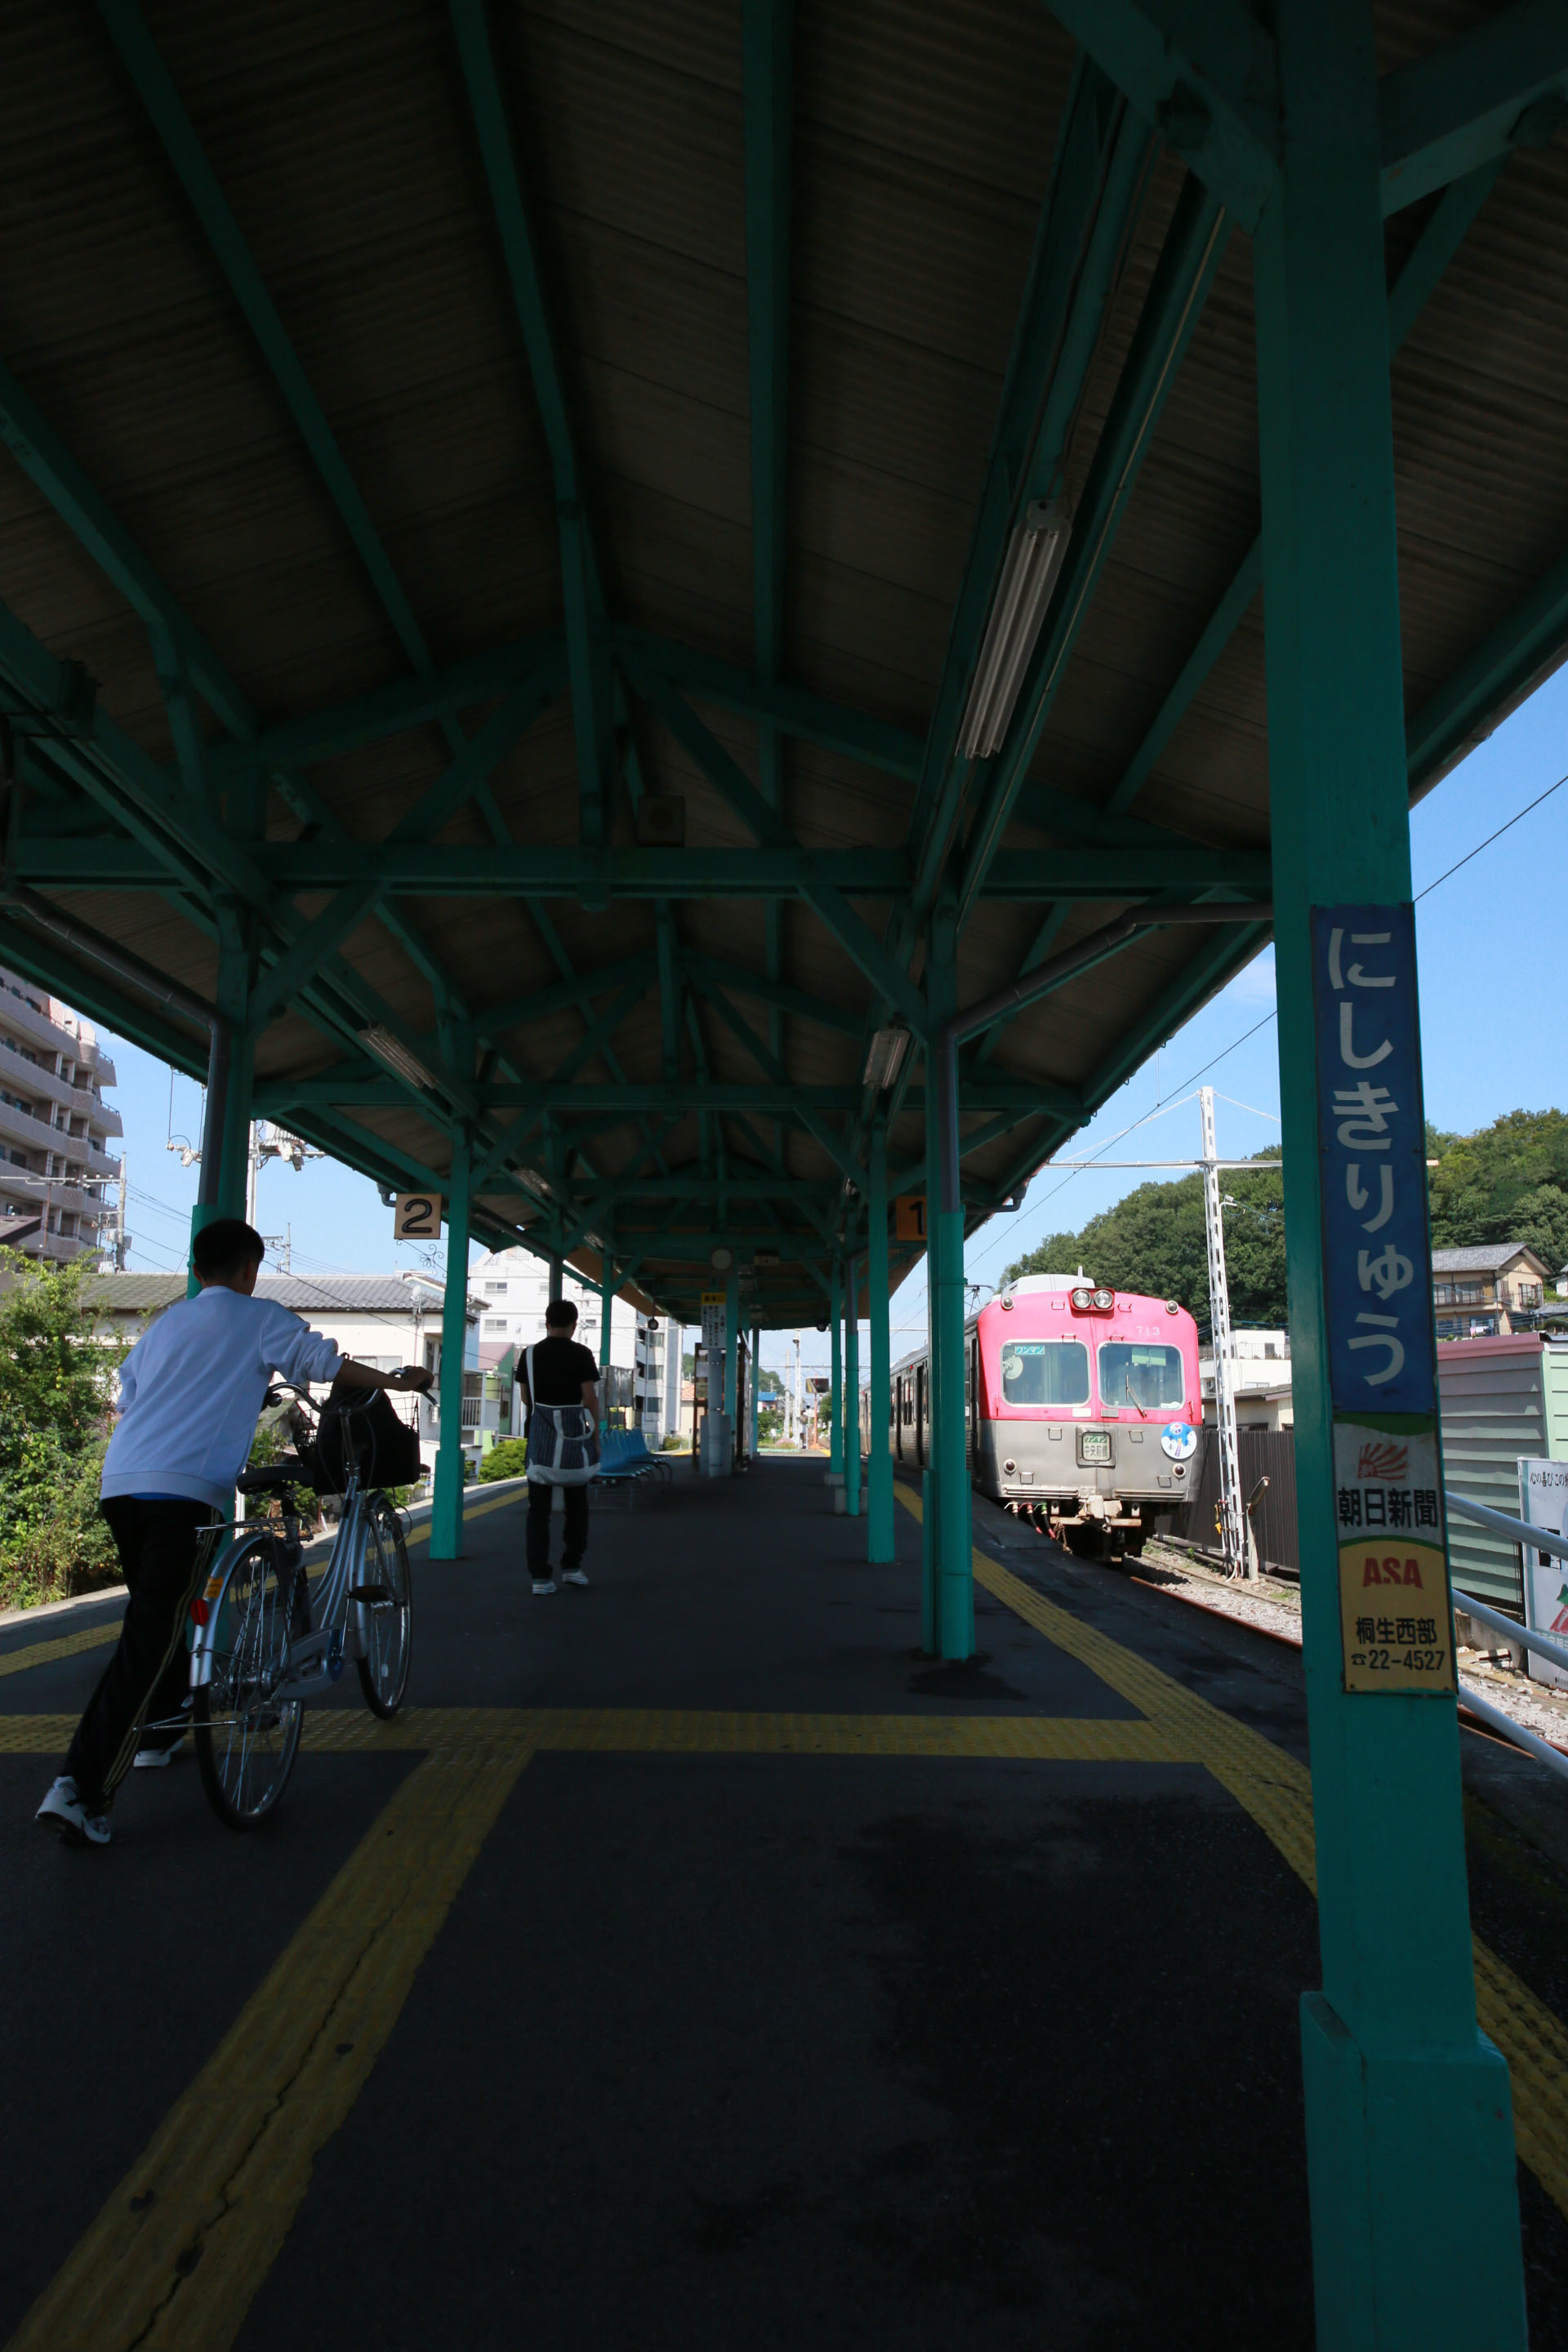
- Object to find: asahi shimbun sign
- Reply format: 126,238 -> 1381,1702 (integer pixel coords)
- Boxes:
1312,906 -> 1455,1696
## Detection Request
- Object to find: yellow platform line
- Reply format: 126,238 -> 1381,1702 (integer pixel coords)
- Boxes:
0,1619 -> 126,1679
0,1486 -> 528,1682
0,1705 -> 1184,1766
894,1483 -> 1568,2222
5,1742 -> 532,2352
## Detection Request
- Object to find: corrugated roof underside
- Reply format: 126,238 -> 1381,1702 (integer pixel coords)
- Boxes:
0,0 -> 1563,1280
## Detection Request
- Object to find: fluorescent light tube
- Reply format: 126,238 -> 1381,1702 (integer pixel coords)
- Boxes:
360,1025 -> 439,1092
862,1024 -> 910,1089
957,499 -> 1071,762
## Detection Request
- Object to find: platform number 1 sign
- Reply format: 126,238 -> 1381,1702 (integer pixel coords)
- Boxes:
394,1192 -> 443,1241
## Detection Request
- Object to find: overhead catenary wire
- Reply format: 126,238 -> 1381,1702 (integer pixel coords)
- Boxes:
945,764 -> 1565,1296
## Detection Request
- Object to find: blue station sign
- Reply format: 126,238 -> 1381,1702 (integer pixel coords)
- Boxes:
1311,903 -> 1437,1419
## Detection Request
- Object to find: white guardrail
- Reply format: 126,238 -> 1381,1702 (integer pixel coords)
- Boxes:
1445,1490 -> 1568,1785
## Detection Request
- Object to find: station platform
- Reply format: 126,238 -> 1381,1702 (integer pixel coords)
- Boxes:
2,1457 -> 1567,2349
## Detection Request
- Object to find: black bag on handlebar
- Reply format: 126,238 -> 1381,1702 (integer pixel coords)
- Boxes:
305,1381 -> 422,1495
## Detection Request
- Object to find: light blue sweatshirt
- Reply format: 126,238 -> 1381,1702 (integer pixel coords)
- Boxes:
100,1288 -> 344,1512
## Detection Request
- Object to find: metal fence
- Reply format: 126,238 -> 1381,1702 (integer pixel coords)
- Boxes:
1187,1427 -> 1301,1575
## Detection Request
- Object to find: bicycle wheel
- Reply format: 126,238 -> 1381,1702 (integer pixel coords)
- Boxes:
194,1535 -> 305,1830
355,1492 -> 413,1717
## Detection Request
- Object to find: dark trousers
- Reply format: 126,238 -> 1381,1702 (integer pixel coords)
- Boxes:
527,1477 -> 588,1574
65,1499 -> 218,1809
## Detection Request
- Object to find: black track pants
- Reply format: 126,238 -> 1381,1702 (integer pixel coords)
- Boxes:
65,1498 -> 219,1809
526,1478 -> 589,1574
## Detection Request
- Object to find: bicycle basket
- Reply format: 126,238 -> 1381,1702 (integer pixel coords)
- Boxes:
305,1384 -> 422,1494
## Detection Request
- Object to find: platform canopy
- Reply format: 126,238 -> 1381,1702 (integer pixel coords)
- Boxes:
1,1 -> 1565,1321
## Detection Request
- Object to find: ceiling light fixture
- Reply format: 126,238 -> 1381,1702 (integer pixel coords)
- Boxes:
957,499 -> 1072,761
862,1023 -> 911,1090
360,1025 -> 439,1093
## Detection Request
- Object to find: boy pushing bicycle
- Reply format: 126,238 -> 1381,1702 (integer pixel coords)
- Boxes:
35,1218 -> 431,1848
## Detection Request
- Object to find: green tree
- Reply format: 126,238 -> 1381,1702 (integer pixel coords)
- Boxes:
0,1250 -> 125,1606
1003,1151 -> 1287,1332
0,1248 -> 122,1482
999,1110 -> 1568,1335
1427,1109 -> 1568,1271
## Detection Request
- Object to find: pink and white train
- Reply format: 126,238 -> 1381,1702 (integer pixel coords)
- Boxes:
884,1273 -> 1206,1558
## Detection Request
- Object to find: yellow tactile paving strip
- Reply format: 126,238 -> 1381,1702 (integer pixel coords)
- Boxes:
7,1483 -> 1568,2348
6,1744 -> 531,2352
0,1620 -> 127,1679
0,1706 -> 1183,1764
895,1485 -> 1568,2225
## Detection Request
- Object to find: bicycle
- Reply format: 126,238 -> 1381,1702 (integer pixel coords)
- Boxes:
179,1387 -> 416,1830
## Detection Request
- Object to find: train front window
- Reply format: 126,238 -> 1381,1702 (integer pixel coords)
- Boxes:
1097,1342 -> 1185,1410
999,1339 -> 1089,1405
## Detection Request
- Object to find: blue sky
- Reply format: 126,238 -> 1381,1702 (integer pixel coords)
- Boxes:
95,662 -> 1568,1384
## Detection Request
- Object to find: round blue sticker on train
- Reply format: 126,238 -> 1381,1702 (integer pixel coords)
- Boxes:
1160,1422 -> 1197,1461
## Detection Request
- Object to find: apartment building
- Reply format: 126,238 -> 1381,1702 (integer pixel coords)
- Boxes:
0,967 -> 123,1263
470,1245 -> 639,1370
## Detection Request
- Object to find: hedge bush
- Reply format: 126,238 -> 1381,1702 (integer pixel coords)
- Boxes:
478,1437 -> 528,1481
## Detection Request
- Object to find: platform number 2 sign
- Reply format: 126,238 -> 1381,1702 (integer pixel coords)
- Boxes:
393,1192 -> 443,1241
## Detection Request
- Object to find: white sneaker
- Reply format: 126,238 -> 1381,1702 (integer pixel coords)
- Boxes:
561,1569 -> 590,1588
35,1775 -> 111,1847
532,1579 -> 558,1596
133,1737 -> 185,1769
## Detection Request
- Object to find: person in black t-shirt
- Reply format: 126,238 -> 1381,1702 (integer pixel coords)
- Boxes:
519,1299 -> 602,1593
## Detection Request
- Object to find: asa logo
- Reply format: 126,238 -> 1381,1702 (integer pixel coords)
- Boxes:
1361,1556 -> 1425,1588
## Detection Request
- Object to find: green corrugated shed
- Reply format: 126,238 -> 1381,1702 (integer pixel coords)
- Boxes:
1437,1337 -> 1568,1615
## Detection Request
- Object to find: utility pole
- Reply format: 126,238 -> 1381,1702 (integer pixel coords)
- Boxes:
113,1147 -> 128,1270
1200,1085 -> 1246,1577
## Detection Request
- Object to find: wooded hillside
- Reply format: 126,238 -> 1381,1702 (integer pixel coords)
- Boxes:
1001,1110 -> 1568,1333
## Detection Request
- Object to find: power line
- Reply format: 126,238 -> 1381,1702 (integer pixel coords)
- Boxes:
1414,765 -> 1568,900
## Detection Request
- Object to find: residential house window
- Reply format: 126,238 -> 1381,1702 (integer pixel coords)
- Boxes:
1518,1283 -> 1543,1309
1453,1281 -> 1489,1305
483,1281 -> 508,1294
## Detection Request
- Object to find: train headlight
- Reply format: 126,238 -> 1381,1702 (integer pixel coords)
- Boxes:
1070,1285 -> 1116,1313
1091,1287 -> 1114,1312
1165,1299 -> 1180,1314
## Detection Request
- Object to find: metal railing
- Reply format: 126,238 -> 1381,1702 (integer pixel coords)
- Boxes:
1446,1490 -> 1568,1785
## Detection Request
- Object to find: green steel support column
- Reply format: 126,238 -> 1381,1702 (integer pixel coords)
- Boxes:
750,1324 -> 761,1457
1256,9 -> 1526,2346
866,1120 -> 894,1561
430,1129 -> 472,1562
844,1257 -> 862,1517
187,924 -> 255,1292
599,1254 -> 614,1428
925,898 -> 973,1660
548,1253 -> 563,1307
829,1262 -> 844,1477
724,1260 -> 740,1440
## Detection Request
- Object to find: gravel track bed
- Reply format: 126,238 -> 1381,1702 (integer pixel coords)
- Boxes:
1134,1539 -> 1568,1756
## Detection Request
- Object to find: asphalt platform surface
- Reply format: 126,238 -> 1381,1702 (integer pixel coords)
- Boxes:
3,1457 -> 1566,2349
